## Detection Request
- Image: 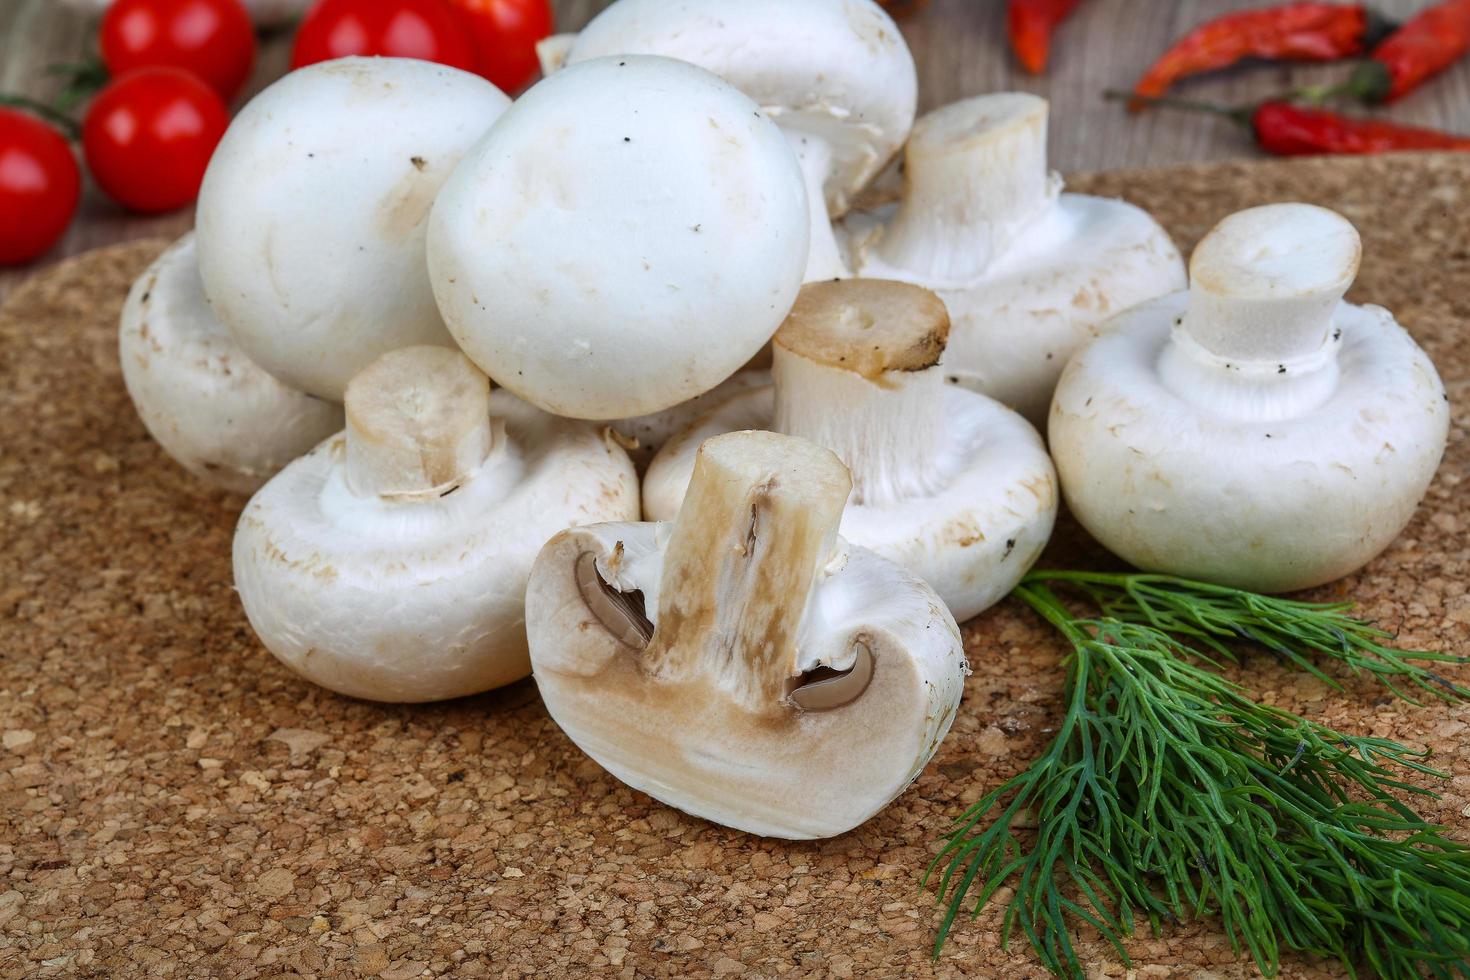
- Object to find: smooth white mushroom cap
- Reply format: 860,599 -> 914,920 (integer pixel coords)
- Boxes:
842,93 -> 1186,423
428,55 -> 809,420
557,0 -> 916,221
197,58 -> 511,400
527,430 -> 967,839
119,234 -> 344,495
644,281 -> 1057,621
233,347 -> 640,702
1050,204 -> 1450,593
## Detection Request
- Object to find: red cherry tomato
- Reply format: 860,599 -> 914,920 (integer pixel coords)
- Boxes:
0,110 -> 82,265
291,0 -> 477,72
82,67 -> 229,213
444,0 -> 553,93
101,0 -> 257,102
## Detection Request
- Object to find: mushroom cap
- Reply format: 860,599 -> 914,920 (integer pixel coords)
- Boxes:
643,387 -> 1056,621
427,55 -> 809,420
1050,293 -> 1450,592
526,522 -> 967,839
233,390 -> 640,702
843,193 -> 1186,424
196,57 -> 511,400
560,0 -> 916,217
119,234 -> 344,495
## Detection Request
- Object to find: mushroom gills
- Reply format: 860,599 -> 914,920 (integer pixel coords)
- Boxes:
575,551 -> 653,650
789,641 -> 874,710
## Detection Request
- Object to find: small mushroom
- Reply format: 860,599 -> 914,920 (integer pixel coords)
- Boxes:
842,93 -> 1187,423
643,280 -> 1057,622
550,0 -> 917,282
119,234 -> 344,494
233,346 -> 639,702
427,55 -> 809,421
526,429 -> 968,839
1050,203 -> 1451,592
196,57 -> 511,400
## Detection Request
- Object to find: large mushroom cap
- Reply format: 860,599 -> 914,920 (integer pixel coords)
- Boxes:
233,347 -> 639,702
528,430 -> 967,838
559,0 -> 916,219
196,57 -> 511,400
119,234 -> 344,495
427,55 -> 809,420
1050,204 -> 1449,593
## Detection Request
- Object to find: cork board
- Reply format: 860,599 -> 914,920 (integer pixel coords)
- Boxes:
2,153 -> 1467,979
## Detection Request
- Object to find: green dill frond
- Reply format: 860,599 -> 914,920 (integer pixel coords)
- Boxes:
929,573 -> 1470,979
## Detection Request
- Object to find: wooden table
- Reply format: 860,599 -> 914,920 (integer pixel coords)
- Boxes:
3,0 -> 1468,299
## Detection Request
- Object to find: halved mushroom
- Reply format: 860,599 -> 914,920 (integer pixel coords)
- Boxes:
119,233 -> 343,494
427,55 -> 809,421
233,346 -> 639,702
1050,203 -> 1451,592
526,429 -> 969,839
548,0 -> 917,282
196,57 -> 511,400
643,280 -> 1057,622
841,93 -> 1187,423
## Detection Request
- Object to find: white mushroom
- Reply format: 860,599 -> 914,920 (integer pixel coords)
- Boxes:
196,57 -> 511,401
119,233 -> 343,495
526,429 -> 968,839
1050,203 -> 1451,593
644,280 -> 1056,622
549,0 -> 917,282
233,346 -> 639,702
427,55 -> 809,421
842,93 -> 1187,423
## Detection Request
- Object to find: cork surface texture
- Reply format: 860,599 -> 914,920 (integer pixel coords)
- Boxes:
2,153 -> 1467,979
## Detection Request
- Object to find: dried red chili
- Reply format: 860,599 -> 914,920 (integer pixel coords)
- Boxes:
1348,0 -> 1470,101
1116,91 -> 1470,154
1251,99 -> 1470,152
1131,3 -> 1392,108
1008,0 -> 1084,74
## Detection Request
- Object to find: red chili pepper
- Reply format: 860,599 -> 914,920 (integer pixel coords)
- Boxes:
1008,0 -> 1084,74
1114,91 -> 1470,154
1251,99 -> 1470,152
1350,0 -> 1470,101
1132,3 -> 1391,109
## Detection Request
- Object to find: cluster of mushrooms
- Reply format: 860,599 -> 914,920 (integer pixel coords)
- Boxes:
119,0 -> 1450,840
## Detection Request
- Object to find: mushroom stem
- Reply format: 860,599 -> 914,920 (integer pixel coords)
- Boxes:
790,134 -> 851,281
1181,203 -> 1362,363
344,346 -> 495,500
771,280 -> 950,507
869,93 -> 1060,284
644,431 -> 851,714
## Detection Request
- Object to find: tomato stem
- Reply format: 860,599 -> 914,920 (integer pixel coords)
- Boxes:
0,95 -> 80,140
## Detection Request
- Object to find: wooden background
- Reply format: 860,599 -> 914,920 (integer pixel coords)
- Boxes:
2,0 -> 1468,300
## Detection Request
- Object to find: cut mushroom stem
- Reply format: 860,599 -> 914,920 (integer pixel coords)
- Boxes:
791,133 -> 851,281
873,93 -> 1060,284
772,280 -> 950,506
646,430 -> 852,713
1182,203 -> 1362,363
344,346 -> 495,500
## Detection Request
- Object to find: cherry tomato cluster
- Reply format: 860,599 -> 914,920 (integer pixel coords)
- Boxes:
2,0 -> 249,264
293,0 -> 553,95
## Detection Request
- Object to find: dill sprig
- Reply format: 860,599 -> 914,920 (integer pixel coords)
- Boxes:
929,571 -> 1470,978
